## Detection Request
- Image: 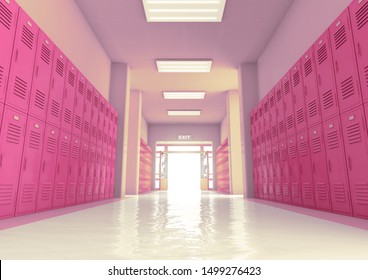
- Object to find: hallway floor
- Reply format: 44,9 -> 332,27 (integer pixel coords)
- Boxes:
0,191 -> 368,259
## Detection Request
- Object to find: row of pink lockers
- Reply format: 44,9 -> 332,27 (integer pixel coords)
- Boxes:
0,0 -> 119,219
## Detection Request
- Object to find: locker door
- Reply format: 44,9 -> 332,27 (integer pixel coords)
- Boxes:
275,81 -> 286,141
93,146 -> 102,201
85,143 -> 95,202
36,124 -> 59,211
291,61 -> 308,132
309,125 -> 332,211
350,0 -> 368,103
341,107 -> 368,218
297,130 -> 315,209
90,90 -> 99,143
280,140 -> 291,204
15,116 -> 45,216
65,135 -> 80,206
46,48 -> 66,127
72,72 -> 85,137
288,135 -> 302,206
99,148 -> 107,200
263,96 -> 271,147
82,81 -> 93,141
60,61 -> 76,131
52,130 -> 71,208
269,89 -> 278,143
314,31 -> 340,121
110,153 -> 116,198
283,72 -> 295,135
0,0 -> 19,105
0,103 -> 3,124
29,31 -> 54,120
258,103 -> 265,148
256,148 -> 262,198
323,117 -> 352,215
273,142 -> 283,202
97,96 -> 105,147
302,47 -> 322,126
266,145 -> 274,201
113,109 -> 118,150
76,140 -> 88,204
6,9 -> 38,113
105,150 -> 112,199
329,9 -> 362,113
103,102 -> 110,149
0,106 -> 26,218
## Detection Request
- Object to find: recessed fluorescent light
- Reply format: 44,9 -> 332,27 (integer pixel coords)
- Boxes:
156,60 -> 212,73
167,110 -> 202,116
163,92 -> 206,99
143,0 -> 226,22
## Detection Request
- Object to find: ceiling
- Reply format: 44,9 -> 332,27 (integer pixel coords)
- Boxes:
75,0 -> 294,124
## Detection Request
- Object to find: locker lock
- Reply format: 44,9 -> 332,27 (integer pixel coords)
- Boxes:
27,20 -> 32,27
313,131 -> 317,135
13,115 -> 20,121
349,115 -> 355,121
5,0 -> 10,4
35,124 -> 40,129
329,124 -> 334,129
359,0 -> 363,4
45,40 -> 50,45
51,130 -> 55,135
336,21 -> 341,27
319,39 -> 323,45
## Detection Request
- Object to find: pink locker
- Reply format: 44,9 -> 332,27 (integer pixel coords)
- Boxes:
82,81 -> 93,141
252,149 -> 258,198
302,47 -> 322,125
280,140 -> 291,203
263,96 -> 271,147
0,103 -> 3,124
110,153 -> 116,198
0,106 -> 26,219
46,48 -> 66,127
99,148 -> 107,200
60,61 -> 77,131
72,72 -> 85,137
0,0 -> 19,105
52,130 -> 71,208
85,143 -> 95,202
288,135 -> 303,206
323,117 -> 352,215
36,124 -> 59,211
273,142 -> 283,202
283,72 -> 296,135
266,145 -> 275,200
113,109 -> 118,150
275,81 -> 286,140
314,31 -> 340,121
97,96 -> 105,147
76,140 -> 88,204
341,106 -> 368,218
329,9 -> 362,113
6,9 -> 38,113
15,116 -> 45,216
297,130 -> 315,209
29,31 -> 54,120
350,0 -> 368,103
291,61 -> 308,132
258,103 -> 265,147
309,125 -> 332,211
90,90 -> 99,143
103,102 -> 110,149
269,89 -> 278,143
65,135 -> 80,206
105,150 -> 112,199
93,146 -> 102,201
256,148 -> 263,198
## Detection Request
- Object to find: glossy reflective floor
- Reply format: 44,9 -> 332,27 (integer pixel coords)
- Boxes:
1,191 -> 368,259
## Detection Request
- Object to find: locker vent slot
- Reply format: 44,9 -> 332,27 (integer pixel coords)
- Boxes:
98,129 -> 102,141
68,71 -> 75,87
55,183 -> 65,199
308,100 -> 317,118
316,183 -> 328,201
364,66 -> 368,88
0,2 -> 12,30
283,185 -> 289,197
322,90 -> 333,109
34,89 -> 46,110
29,130 -> 41,149
0,66 -> 3,87
270,96 -> 275,107
39,184 -> 52,200
72,144 -> 79,159
61,141 -> 69,157
355,183 -> 368,205
311,136 -> 322,153
75,115 -> 82,129
299,140 -> 307,156
64,108 -> 72,124
78,80 -> 84,95
56,59 -> 64,77
276,88 -> 282,102
259,108 -> 263,117
94,96 -> 98,107
89,150 -> 95,163
341,76 -> 355,100
273,149 -> 280,163
46,136 -> 57,153
6,123 -> 21,145
264,102 -> 268,113
303,183 -> 313,199
326,130 -> 339,149
100,103 -> 104,113
284,80 -> 290,95
21,25 -> 34,50
21,185 -> 35,203
356,1 -> 368,30
91,125 -> 97,138
87,88 -> 92,102
272,125 -> 278,138
296,108 -> 304,124
334,25 -> 347,50
293,71 -> 300,87
267,152 -> 272,163
84,121 -> 90,134
287,115 -> 293,129
261,132 -> 265,144
332,183 -> 347,203
51,100 -> 60,118
346,123 -> 362,145
304,59 -> 312,77
41,44 -> 51,65
289,143 -> 296,159
13,76 -> 28,100
0,185 -> 12,206
292,184 -> 300,197
82,146 -> 88,161
266,129 -> 270,142
317,44 -> 327,65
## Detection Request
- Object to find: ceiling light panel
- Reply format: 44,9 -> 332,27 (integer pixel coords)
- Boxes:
167,110 -> 202,116
143,0 -> 226,22
163,91 -> 206,99
156,60 -> 212,73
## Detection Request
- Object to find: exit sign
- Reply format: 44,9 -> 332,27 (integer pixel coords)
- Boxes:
178,135 -> 192,141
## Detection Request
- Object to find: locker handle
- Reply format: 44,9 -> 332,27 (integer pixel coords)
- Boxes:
15,49 -> 19,62
36,66 -> 39,77
52,78 -> 55,89
57,164 -> 60,174
284,102 -> 287,110
75,97 -> 78,106
305,86 -> 307,96
300,165 -> 303,174
79,167 -> 81,175
318,74 -> 322,86
65,89 -> 67,98
335,61 -> 339,73
293,95 -> 296,104
84,104 -> 86,113
0,153 -> 2,167
69,166 -> 72,174
42,161 -> 45,172
23,158 -> 27,171
357,43 -> 362,57
328,160 -> 332,173
348,156 -> 352,171
312,162 -> 315,174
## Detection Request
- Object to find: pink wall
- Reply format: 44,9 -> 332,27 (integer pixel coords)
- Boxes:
258,0 -> 352,97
